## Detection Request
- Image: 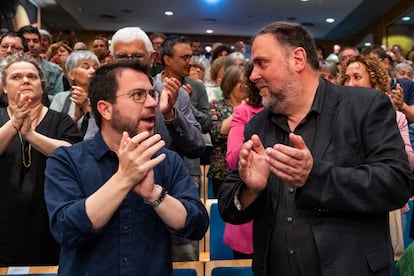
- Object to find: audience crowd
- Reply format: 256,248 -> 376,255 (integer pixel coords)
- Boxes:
1,20 -> 414,275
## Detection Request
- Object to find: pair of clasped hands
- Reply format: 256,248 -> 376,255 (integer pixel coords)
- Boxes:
11,92 -> 37,137
117,131 -> 165,201
239,133 -> 313,196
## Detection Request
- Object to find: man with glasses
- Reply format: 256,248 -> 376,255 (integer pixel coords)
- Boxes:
0,31 -> 27,107
18,25 -> 64,106
45,59 -> 209,275
0,31 -> 26,58
150,32 -> 166,77
156,36 -> 212,261
109,27 -> 205,159
157,36 -> 211,134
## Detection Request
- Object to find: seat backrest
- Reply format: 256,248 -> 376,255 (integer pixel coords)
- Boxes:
404,200 -> 414,249
206,199 -> 233,260
205,259 -> 253,276
172,261 -> 203,276
0,266 -> 58,275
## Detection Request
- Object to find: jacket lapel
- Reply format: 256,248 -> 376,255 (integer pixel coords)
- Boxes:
311,81 -> 341,160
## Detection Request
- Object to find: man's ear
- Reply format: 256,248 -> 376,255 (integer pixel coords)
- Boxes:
162,54 -> 172,66
97,100 -> 112,122
149,51 -> 157,64
291,47 -> 307,72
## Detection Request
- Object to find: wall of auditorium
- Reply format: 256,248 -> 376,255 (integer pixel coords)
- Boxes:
384,23 -> 414,53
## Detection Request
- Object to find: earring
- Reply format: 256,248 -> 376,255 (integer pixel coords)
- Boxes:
3,90 -> 6,94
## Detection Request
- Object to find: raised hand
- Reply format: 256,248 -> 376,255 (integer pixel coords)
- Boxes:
70,86 -> 90,121
181,83 -> 193,97
159,77 -> 181,120
265,132 -> 313,187
10,92 -> 31,131
389,83 -> 404,111
239,134 -> 270,193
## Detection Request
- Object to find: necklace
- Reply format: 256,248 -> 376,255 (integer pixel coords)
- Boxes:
8,104 -> 44,168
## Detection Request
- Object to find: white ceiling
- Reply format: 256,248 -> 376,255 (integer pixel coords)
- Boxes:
35,0 -> 412,41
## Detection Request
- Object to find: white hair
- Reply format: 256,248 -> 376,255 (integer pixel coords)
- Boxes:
109,27 -> 154,55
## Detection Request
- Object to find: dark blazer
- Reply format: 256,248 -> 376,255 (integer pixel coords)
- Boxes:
219,79 -> 412,276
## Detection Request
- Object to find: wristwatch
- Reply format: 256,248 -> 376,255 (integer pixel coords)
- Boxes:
144,185 -> 168,207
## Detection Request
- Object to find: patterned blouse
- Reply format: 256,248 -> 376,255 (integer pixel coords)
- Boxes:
208,99 -> 234,181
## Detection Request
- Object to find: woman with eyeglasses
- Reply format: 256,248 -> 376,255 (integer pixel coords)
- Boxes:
0,54 -> 82,265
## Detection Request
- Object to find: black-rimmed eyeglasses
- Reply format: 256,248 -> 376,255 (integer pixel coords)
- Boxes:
0,44 -> 24,52
116,89 -> 159,103
114,52 -> 147,60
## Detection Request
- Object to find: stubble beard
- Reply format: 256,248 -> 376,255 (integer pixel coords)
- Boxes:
111,107 -> 139,137
263,69 -> 301,115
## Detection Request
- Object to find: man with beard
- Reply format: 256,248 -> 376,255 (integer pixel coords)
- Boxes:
44,60 -> 209,276
18,25 -> 64,106
218,21 -> 412,276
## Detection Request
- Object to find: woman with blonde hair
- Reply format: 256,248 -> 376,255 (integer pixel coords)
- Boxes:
46,41 -> 73,69
46,42 -> 73,90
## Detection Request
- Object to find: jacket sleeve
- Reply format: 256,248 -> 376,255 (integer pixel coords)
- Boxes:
188,80 -> 213,133
163,87 -> 205,159
218,169 -> 266,225
298,91 -> 412,214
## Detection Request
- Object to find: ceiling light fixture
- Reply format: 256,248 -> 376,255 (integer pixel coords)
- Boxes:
402,16 -> 411,22
326,18 -> 335,23
206,29 -> 214,34
164,11 -> 173,16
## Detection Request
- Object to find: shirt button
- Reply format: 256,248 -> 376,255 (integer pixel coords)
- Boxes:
289,249 -> 296,255
287,216 -> 293,222
122,225 -> 129,231
259,261 -> 264,267
122,257 -> 128,263
288,187 -> 295,193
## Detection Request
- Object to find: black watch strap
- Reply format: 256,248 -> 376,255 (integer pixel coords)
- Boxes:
145,185 -> 168,207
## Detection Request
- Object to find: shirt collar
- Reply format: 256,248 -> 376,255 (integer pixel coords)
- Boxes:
310,78 -> 327,115
270,78 -> 326,128
90,131 -> 113,160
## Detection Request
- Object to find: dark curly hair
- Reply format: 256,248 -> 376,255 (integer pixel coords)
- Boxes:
243,62 -> 262,107
338,55 -> 390,93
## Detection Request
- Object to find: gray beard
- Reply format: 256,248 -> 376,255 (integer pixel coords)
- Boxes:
263,90 -> 289,114
263,76 -> 301,115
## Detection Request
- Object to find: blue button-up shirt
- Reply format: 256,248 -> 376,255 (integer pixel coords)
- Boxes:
45,132 -> 209,276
